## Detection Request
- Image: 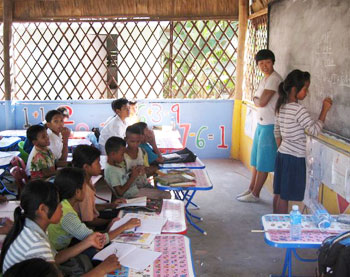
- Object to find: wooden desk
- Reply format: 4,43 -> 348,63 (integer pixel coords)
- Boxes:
157,169 -> 213,235
118,199 -> 187,234
108,234 -> 195,277
262,214 -> 350,276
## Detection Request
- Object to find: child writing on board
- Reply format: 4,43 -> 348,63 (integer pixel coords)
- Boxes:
273,69 -> 332,213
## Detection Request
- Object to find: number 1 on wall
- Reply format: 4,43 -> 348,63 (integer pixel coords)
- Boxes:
218,125 -> 228,149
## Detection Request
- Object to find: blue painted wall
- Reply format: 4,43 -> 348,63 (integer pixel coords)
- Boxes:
0,100 -> 234,159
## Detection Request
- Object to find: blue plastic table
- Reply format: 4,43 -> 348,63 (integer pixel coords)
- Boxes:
0,137 -> 21,151
261,214 -> 350,277
157,169 -> 213,235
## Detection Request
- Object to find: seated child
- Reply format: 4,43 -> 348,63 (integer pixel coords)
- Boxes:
25,125 -> 56,179
48,168 -> 140,258
134,122 -> 164,165
23,107 -> 70,155
99,98 -> 130,154
104,136 -> 170,200
72,145 -> 127,226
45,110 -> 70,165
0,179 -> 120,276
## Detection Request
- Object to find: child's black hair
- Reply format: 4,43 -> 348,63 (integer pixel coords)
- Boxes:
133,122 -> 147,134
45,110 -> 62,123
72,145 -> 101,168
111,98 -> 129,112
26,124 -> 46,143
255,49 -> 275,64
0,180 -> 59,271
275,69 -> 311,113
54,167 -> 85,200
105,136 -> 126,155
4,258 -> 60,277
126,124 -> 142,136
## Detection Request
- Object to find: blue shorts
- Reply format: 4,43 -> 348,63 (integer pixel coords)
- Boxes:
250,124 -> 277,172
273,152 -> 306,201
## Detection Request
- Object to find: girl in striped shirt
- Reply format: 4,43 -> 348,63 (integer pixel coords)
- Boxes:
0,179 -> 121,276
273,70 -> 332,213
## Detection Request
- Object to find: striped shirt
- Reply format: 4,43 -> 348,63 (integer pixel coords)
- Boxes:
3,218 -> 56,273
48,199 -> 109,251
274,102 -> 323,158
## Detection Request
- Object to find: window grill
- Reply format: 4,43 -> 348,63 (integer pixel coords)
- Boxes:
2,19 -> 238,100
243,15 -> 268,101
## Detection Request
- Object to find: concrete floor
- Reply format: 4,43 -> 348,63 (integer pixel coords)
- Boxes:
186,159 -> 317,277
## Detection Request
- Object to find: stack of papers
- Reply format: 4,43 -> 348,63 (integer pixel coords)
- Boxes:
93,242 -> 161,271
118,196 -> 147,208
113,233 -> 156,246
110,213 -> 167,234
163,153 -> 181,161
155,172 -> 196,187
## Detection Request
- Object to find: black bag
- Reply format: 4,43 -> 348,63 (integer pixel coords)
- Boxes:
162,147 -> 197,164
59,254 -> 93,277
318,231 -> 350,276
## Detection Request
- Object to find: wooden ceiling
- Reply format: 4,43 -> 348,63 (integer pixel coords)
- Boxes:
0,0 -> 239,21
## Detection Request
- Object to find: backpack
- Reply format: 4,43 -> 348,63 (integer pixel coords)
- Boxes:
162,147 -> 197,164
318,231 -> 350,276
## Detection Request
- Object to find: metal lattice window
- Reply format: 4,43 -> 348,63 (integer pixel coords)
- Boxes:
6,19 -> 238,100
0,23 -> 4,100
243,15 -> 268,101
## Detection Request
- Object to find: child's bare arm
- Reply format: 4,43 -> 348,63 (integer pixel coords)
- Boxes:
59,127 -> 70,162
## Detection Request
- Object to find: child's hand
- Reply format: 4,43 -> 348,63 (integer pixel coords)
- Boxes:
136,165 -> 146,175
322,97 -> 333,112
130,167 -> 140,179
111,198 -> 126,208
123,218 -> 141,231
61,127 -> 71,141
86,232 -> 105,249
100,254 -> 121,273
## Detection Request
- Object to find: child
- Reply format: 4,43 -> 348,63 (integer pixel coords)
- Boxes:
72,145 -> 126,226
124,126 -> 171,198
56,106 -> 70,122
273,70 -> 332,213
0,179 -> 120,276
48,168 -> 140,256
104,136 -> 170,199
99,98 -> 130,154
25,124 -> 56,179
134,122 -> 164,165
45,110 -> 70,165
237,49 -> 283,203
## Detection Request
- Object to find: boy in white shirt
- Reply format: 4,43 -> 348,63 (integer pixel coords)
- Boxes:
45,110 -> 70,166
99,98 -> 130,154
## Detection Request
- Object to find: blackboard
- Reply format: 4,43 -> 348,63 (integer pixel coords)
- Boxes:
269,0 -> 350,140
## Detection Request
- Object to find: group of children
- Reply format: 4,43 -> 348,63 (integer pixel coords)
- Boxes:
0,99 -> 171,276
236,49 -> 333,214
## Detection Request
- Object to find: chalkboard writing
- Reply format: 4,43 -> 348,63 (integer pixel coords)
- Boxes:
269,0 -> 350,139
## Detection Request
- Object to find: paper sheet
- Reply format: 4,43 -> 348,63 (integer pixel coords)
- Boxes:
93,242 -> 161,271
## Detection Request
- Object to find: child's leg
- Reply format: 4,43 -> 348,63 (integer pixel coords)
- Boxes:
137,188 -> 171,199
251,170 -> 268,198
276,198 -> 288,214
273,194 -> 279,213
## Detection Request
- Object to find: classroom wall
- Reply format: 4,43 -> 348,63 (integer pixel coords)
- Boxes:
0,99 -> 233,159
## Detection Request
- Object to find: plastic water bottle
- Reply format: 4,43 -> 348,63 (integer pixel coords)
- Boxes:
309,202 -> 331,230
290,205 -> 302,240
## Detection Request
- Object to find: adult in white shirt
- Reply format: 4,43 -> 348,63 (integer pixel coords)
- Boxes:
237,49 -> 282,203
99,98 -> 130,154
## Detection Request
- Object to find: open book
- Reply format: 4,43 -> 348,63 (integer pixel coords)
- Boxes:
155,172 -> 196,187
117,196 -> 147,208
110,213 -> 167,234
93,242 -> 161,271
